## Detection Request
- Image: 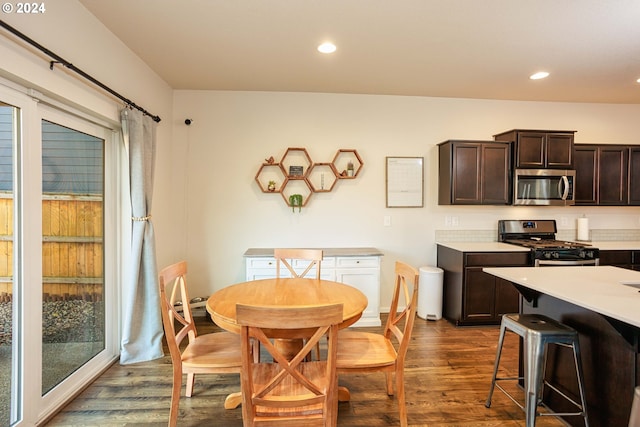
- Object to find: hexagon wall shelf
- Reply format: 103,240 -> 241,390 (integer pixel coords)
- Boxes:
307,163 -> 338,192
332,149 -> 364,178
255,163 -> 287,193
255,148 -> 363,209
281,179 -> 313,210
280,147 -> 312,179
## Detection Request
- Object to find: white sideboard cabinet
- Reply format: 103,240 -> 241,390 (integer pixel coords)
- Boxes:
244,248 -> 383,327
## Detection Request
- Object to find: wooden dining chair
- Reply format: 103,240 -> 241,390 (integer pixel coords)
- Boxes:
336,260 -> 420,427
158,261 -> 243,427
274,248 -> 323,279
237,302 -> 343,427
274,248 -> 324,360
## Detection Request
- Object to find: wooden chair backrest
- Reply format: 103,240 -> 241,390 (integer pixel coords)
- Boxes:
384,261 -> 420,364
274,248 -> 323,279
158,261 -> 197,366
237,303 -> 342,426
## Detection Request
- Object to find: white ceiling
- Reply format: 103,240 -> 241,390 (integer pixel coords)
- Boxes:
80,0 -> 640,104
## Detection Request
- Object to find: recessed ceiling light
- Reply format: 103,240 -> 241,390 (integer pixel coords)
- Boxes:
317,42 -> 337,54
636,78 -> 640,83
530,71 -> 550,80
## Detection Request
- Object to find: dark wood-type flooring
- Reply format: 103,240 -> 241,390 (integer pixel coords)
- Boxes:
45,314 -> 567,426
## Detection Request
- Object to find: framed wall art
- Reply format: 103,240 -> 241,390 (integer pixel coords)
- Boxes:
385,156 -> 424,208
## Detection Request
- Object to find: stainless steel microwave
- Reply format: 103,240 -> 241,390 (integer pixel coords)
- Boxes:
513,169 -> 576,206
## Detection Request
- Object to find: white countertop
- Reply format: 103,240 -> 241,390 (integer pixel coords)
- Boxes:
589,241 -> 640,250
436,242 -> 530,252
483,266 -> 640,328
244,247 -> 384,257
438,241 -> 640,252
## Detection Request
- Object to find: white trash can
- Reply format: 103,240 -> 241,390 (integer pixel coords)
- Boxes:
418,266 -> 443,320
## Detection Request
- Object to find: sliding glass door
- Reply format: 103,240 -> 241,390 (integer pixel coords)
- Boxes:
0,83 -> 119,426
40,119 -> 106,395
0,101 -> 18,427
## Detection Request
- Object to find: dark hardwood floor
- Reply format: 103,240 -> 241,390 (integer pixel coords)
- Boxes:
45,314 -> 566,426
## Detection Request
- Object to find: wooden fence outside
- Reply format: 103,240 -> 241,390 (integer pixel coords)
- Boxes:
0,195 -> 103,300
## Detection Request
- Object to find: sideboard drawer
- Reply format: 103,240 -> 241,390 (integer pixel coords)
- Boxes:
336,257 -> 380,268
246,257 -> 277,269
293,257 -> 336,268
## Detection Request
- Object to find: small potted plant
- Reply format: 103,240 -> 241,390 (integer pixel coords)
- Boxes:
267,180 -> 276,192
347,161 -> 354,177
289,194 -> 303,212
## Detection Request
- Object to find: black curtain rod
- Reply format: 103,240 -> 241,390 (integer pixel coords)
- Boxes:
0,19 -> 161,123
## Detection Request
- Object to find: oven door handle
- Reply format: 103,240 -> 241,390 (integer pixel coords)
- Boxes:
536,258 -> 599,266
559,175 -> 569,200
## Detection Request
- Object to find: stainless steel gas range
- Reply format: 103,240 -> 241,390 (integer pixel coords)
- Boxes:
498,219 -> 599,266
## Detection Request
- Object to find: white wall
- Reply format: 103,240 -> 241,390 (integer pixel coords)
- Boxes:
1,1 -> 177,268
173,90 -> 640,308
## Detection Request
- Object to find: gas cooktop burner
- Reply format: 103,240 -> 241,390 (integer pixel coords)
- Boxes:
504,238 -> 591,250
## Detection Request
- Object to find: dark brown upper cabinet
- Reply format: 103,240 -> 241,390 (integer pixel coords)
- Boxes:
493,129 -> 575,169
438,140 -> 511,205
629,147 -> 640,205
574,145 -> 598,204
574,144 -> 629,205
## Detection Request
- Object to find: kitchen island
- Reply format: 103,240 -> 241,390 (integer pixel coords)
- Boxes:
483,266 -> 640,427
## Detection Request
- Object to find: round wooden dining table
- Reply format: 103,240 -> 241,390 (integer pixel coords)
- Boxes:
207,277 -> 367,406
206,277 -> 368,335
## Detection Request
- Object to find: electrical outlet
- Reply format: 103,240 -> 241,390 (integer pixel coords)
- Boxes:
560,217 -> 569,227
452,216 -> 459,226
383,215 -> 391,227
445,216 -> 452,226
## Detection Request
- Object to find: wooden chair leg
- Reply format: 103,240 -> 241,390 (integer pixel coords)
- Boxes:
185,373 -> 195,397
169,371 -> 182,427
396,368 -> 407,427
385,371 -> 394,395
326,392 -> 339,426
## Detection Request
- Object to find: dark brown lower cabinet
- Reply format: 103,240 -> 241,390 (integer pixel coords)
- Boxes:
599,249 -> 640,270
437,245 -> 529,326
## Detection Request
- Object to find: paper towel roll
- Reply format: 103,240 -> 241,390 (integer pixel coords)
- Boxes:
577,217 -> 590,241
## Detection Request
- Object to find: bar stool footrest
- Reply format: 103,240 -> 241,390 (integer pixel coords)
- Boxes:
492,373 -> 587,418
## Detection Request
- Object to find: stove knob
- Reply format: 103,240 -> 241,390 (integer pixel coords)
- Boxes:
552,251 -> 560,259
543,252 -> 552,259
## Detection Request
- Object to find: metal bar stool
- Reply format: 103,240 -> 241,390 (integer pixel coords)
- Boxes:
485,313 -> 589,427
